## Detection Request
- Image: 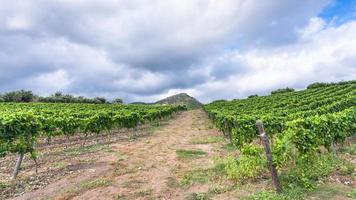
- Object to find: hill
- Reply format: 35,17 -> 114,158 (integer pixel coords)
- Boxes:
155,93 -> 202,110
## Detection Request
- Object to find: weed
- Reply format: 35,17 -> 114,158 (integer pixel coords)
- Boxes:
134,188 -> 153,197
176,149 -> 207,159
347,188 -> 356,198
191,136 -> 224,144
310,183 -> 350,199
186,192 -> 211,200
166,177 -> 180,188
180,168 -> 209,187
339,143 -> 356,155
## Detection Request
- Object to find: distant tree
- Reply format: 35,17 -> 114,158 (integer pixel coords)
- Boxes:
211,99 -> 228,104
271,87 -> 295,95
307,82 -> 329,89
94,97 -> 107,104
248,94 -> 258,98
0,94 -> 4,102
54,91 -> 63,97
3,90 -> 35,102
112,98 -> 123,104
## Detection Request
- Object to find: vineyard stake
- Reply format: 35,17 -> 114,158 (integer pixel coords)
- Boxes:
12,152 -> 24,179
223,118 -> 233,143
256,120 -> 282,193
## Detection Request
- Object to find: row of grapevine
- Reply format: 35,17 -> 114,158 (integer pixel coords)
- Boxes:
0,103 -> 186,178
204,80 -> 355,178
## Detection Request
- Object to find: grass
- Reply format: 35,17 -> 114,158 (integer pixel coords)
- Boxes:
180,163 -> 226,187
0,182 -> 8,190
225,143 -> 238,152
208,184 -> 231,195
63,143 -> 110,156
166,177 -> 180,188
60,178 -> 112,198
191,136 -> 224,144
339,143 -> 356,155
51,161 -> 69,169
133,188 -> 153,198
309,183 -> 351,199
116,193 -> 127,199
180,168 -> 210,187
122,179 -> 144,189
347,188 -> 356,198
176,149 -> 207,159
186,192 -> 211,200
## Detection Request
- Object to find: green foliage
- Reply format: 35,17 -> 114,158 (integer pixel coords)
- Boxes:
38,92 -> 107,104
271,87 -> 295,95
204,80 -> 356,189
0,103 -> 186,177
248,94 -> 258,98
221,146 -> 266,181
176,149 -> 207,159
2,90 -> 35,102
112,98 -> 124,104
307,80 -> 356,89
282,154 -> 340,189
186,192 -> 211,200
347,188 -> 356,198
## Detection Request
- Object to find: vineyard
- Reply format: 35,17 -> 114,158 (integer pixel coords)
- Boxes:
204,80 -> 356,190
0,103 -> 186,179
0,81 -> 355,199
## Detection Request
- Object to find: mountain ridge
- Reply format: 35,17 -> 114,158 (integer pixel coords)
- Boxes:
155,93 -> 202,110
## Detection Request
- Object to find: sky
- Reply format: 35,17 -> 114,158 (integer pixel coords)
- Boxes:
0,0 -> 355,103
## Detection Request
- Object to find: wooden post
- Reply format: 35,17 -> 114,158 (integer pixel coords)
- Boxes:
331,141 -> 338,157
12,152 -> 24,179
223,118 -> 232,143
256,120 -> 282,193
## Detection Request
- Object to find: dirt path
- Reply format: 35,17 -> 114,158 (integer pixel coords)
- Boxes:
11,110 -> 231,200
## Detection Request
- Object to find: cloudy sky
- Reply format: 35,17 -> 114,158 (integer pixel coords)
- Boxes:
0,0 -> 355,103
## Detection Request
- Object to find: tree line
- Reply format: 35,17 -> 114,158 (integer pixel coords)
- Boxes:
0,90 -> 123,104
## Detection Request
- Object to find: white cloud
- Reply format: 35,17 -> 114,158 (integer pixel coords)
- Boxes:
189,20 -> 356,102
1,0 -> 355,103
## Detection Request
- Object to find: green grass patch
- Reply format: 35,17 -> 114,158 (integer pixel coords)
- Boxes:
347,188 -> 356,199
133,188 -> 153,198
208,184 -> 231,195
191,136 -> 224,144
79,178 -> 112,189
0,182 -> 8,190
186,192 -> 211,200
180,169 -> 210,187
309,183 -> 351,199
247,187 -> 307,200
225,143 -> 238,152
339,143 -> 356,155
180,164 -> 225,187
176,149 -> 207,159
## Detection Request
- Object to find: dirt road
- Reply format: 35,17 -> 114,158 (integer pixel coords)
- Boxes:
11,110 -> 232,200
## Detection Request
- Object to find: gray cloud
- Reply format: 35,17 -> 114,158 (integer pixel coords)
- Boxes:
1,0 -> 355,103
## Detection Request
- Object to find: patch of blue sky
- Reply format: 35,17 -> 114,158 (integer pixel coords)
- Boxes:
319,0 -> 356,24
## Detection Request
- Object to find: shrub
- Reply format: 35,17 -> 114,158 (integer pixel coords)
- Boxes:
3,90 -> 35,102
271,87 -> 295,95
222,145 -> 266,181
